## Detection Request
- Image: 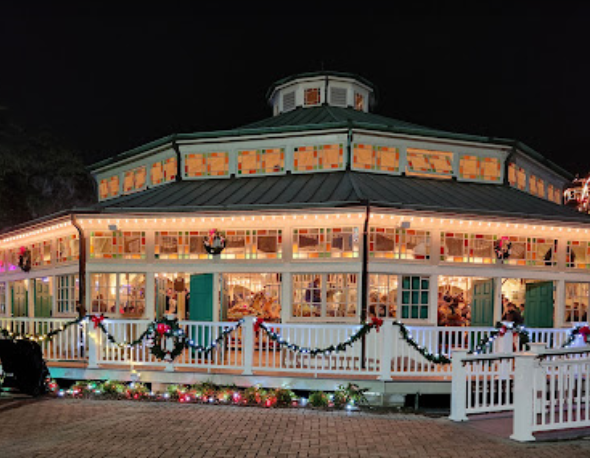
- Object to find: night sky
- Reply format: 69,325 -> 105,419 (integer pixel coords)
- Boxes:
2,3 -> 590,176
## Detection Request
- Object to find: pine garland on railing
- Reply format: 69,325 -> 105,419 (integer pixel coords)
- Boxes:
469,322 -> 530,355
254,317 -> 382,356
561,324 -> 590,348
0,316 -> 87,342
393,321 -> 451,364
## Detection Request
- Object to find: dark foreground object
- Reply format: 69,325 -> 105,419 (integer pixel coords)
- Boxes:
0,339 -> 49,396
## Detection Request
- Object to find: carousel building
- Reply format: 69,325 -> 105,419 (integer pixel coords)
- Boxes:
1,70 -> 590,335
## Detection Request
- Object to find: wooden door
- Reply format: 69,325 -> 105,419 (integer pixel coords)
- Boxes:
11,282 -> 28,317
470,279 -> 494,327
34,280 -> 52,318
525,281 -> 554,328
189,274 -> 214,346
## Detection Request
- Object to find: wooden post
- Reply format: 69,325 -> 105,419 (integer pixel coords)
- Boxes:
449,349 -> 469,422
242,315 -> 255,375
510,353 -> 537,442
87,325 -> 100,369
379,319 -> 393,381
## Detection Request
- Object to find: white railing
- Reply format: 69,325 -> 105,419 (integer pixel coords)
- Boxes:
450,341 -> 590,441
253,322 -> 381,375
175,321 -> 243,370
512,345 -> 590,441
406,326 -> 493,356
94,319 -> 159,366
526,328 -> 572,349
449,350 -> 515,421
0,317 -> 86,361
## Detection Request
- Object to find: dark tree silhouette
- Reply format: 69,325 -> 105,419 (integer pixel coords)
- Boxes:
0,111 -> 96,230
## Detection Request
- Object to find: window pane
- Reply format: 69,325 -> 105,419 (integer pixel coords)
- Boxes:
368,274 -> 397,318
224,273 -> 282,322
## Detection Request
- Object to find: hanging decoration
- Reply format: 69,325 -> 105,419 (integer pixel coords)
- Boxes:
494,237 -> 512,261
394,320 -> 451,364
469,321 -> 530,355
561,324 -> 590,348
18,246 -> 32,272
203,229 -> 226,255
564,174 -> 590,213
91,314 -> 105,329
145,317 -> 186,362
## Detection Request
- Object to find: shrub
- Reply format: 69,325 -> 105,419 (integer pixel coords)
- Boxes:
244,385 -> 266,404
309,391 -> 329,408
126,382 -> 150,400
337,383 -> 368,406
273,388 -> 296,407
101,381 -> 126,398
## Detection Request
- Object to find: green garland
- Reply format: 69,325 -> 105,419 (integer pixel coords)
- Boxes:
0,316 -> 86,342
468,321 -> 530,355
394,321 -> 451,364
257,319 -> 451,364
560,324 -> 590,348
257,320 -> 376,356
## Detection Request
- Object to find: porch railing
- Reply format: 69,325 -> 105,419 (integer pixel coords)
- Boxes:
0,317 -> 86,361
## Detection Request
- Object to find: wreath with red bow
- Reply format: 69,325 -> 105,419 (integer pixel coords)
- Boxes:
145,317 -> 186,361
18,247 -> 32,272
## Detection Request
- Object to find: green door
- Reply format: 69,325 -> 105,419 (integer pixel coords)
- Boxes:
12,281 -> 28,317
189,274 -> 214,346
471,279 -> 494,327
34,279 -> 52,318
525,281 -> 554,328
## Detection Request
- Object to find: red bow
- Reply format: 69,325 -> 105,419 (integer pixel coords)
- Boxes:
371,317 -> 384,331
253,318 -> 264,334
579,325 -> 590,343
156,323 -> 171,336
498,325 -> 508,337
91,314 -> 105,329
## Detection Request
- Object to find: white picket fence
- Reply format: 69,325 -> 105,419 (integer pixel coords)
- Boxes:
450,342 -> 590,442
0,317 -> 86,361
0,316 -> 584,386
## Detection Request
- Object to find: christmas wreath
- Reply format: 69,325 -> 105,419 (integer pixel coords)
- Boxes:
494,237 -> 512,261
203,229 -> 226,255
18,247 -> 32,272
145,317 -> 186,362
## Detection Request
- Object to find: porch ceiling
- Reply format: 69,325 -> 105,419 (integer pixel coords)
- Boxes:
95,171 -> 590,224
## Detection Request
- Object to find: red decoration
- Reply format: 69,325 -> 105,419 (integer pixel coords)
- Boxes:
156,323 -> 171,336
579,325 -> 590,343
371,317 -> 384,331
91,314 -> 105,329
253,318 -> 264,333
498,325 -> 508,337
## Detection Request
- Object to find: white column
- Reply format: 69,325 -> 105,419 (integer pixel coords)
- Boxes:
428,274 -> 439,325
145,272 -> 155,320
242,315 -> 255,375
87,325 -> 100,369
28,279 -> 35,318
510,353 -> 538,442
51,276 -> 57,317
493,277 -> 503,323
449,349 -> 468,422
554,279 -> 565,328
281,272 -> 292,323
378,318 -> 393,381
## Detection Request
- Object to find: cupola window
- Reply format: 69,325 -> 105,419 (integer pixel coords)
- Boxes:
304,88 -> 321,106
354,92 -> 364,111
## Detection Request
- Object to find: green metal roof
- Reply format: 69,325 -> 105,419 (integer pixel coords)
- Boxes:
94,171 -> 590,224
88,106 -> 573,181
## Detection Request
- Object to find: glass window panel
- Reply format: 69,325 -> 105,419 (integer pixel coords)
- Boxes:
108,175 -> 119,197
565,282 -> 589,323
567,241 -> 590,269
151,162 -> 163,185
304,88 -> 320,106
163,157 -> 176,182
368,274 -> 397,318
354,92 -> 364,110
406,148 -> 453,176
224,273 -> 282,322
90,273 -> 117,314
400,275 -> 429,321
119,273 -> 146,317
99,179 -> 109,199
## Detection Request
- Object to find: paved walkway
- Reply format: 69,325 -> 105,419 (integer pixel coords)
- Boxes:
0,399 -> 590,457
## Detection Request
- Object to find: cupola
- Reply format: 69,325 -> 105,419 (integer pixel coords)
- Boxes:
266,71 -> 376,116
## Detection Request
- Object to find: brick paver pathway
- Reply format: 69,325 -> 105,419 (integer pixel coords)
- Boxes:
0,399 -> 589,457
